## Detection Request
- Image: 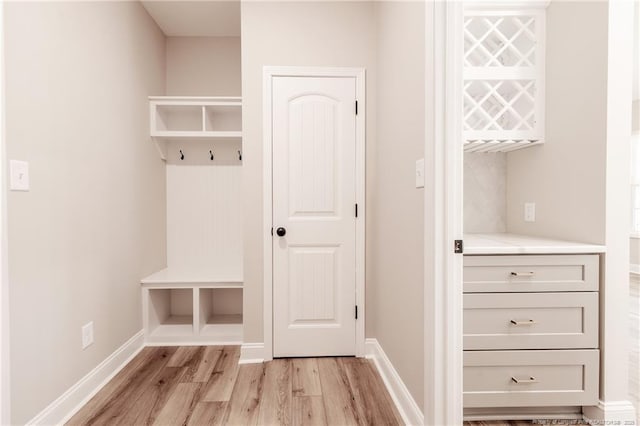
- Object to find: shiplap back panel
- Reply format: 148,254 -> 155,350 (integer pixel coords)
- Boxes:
166,142 -> 242,278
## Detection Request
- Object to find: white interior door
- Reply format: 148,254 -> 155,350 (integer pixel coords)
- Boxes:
272,75 -> 357,357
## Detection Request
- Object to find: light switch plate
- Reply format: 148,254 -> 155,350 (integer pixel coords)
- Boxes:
524,202 -> 536,222
10,160 -> 29,191
415,158 -> 425,188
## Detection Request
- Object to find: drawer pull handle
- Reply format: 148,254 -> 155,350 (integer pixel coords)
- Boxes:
511,376 -> 539,384
510,271 -> 535,277
510,319 -> 537,326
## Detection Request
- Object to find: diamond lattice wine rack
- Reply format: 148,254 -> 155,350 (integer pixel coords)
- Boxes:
463,7 -> 546,152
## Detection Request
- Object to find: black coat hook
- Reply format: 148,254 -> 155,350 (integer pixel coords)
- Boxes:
179,150 -> 184,160
238,150 -> 242,161
210,150 -> 214,161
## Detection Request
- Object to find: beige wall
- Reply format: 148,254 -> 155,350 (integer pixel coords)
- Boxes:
166,36 -> 241,96
4,2 -> 166,423
632,100 -> 639,265
240,0 -> 425,409
240,1 -> 377,342
506,2 -> 609,244
630,0 -> 639,265
371,1 -> 425,409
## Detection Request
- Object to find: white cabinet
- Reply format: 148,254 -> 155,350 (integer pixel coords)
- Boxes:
142,95 -> 244,346
149,96 -> 242,160
463,6 -> 546,152
463,253 -> 600,414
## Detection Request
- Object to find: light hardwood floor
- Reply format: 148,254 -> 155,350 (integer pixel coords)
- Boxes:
65,344 -> 609,426
67,345 -> 404,426
463,423 -> 536,426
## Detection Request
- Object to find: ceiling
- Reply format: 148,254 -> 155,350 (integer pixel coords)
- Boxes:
141,1 -> 241,37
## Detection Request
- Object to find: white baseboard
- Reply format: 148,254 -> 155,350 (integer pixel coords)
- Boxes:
26,330 -> 145,426
239,342 -> 265,364
583,400 -> 638,425
365,338 -> 424,426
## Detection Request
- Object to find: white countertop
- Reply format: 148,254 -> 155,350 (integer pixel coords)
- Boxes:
464,233 -> 606,255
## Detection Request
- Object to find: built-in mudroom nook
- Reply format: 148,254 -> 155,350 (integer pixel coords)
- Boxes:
140,33 -> 244,345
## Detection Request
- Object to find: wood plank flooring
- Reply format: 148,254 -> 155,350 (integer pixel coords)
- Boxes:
464,423 -> 531,426
67,346 -> 403,426
464,422 -> 587,426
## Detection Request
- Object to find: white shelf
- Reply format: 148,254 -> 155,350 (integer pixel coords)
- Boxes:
150,316 -> 193,338
464,139 -> 542,153
200,314 -> 243,342
149,96 -> 241,105
205,313 -> 243,325
141,268 -> 242,288
150,131 -> 242,139
149,96 -> 242,160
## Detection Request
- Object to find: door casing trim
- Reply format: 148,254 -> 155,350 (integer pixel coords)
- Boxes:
262,66 -> 366,361
425,2 -> 464,424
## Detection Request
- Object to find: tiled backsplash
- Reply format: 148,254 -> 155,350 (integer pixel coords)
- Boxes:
464,153 -> 507,233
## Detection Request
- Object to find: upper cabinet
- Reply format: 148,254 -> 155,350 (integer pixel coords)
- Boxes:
463,5 -> 546,152
149,96 -> 242,160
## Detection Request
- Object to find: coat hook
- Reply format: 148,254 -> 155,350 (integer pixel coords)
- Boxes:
180,150 -> 184,160
238,150 -> 242,161
210,150 -> 214,161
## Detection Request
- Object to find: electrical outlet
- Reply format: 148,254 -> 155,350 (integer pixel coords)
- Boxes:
82,321 -> 94,350
524,202 -> 536,222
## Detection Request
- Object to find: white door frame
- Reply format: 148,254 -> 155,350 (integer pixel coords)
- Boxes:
262,66 -> 366,362
0,0 -> 10,422
424,2 -> 464,425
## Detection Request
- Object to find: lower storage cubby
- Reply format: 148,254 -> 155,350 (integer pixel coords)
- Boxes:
146,288 -> 194,339
142,279 -> 243,345
199,288 -> 243,342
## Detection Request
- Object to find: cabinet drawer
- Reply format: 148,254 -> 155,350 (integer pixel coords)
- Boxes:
463,350 -> 599,408
464,292 -> 598,350
464,255 -> 599,293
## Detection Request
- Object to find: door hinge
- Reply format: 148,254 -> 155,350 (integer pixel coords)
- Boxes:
454,239 -> 464,254
355,305 -> 358,319
271,227 -> 273,236
355,203 -> 358,218
355,100 -> 358,115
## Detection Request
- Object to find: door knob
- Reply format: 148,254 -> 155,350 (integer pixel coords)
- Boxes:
276,227 -> 286,237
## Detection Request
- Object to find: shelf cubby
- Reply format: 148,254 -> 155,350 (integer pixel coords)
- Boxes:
205,104 -> 242,132
154,105 -> 203,133
146,288 -> 194,339
199,288 -> 243,342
